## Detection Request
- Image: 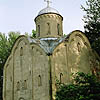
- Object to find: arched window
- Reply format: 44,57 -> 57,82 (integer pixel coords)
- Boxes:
19,97 -> 25,100
47,22 -> 51,35
17,81 -> 20,91
77,42 -> 81,52
20,47 -> 23,56
20,47 -> 23,67
24,80 -> 27,89
38,25 -> 40,37
57,24 -> 60,35
38,75 -> 42,86
60,73 -> 63,83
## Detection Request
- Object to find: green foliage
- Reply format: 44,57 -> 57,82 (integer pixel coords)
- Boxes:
0,32 -> 20,100
55,72 -> 100,100
32,29 -> 37,38
0,32 -> 20,66
81,0 -> 100,56
63,34 -> 67,37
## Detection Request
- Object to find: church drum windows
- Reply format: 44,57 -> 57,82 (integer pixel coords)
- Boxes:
57,24 -> 60,35
38,25 -> 40,37
47,22 -> 51,35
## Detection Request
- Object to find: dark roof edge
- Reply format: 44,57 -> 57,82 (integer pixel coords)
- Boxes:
34,12 -> 63,22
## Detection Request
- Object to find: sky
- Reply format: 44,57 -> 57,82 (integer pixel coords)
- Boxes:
0,0 -> 86,35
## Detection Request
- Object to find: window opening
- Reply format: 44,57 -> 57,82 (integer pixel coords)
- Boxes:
24,80 -> 27,89
20,47 -> 23,56
57,24 -> 60,35
17,81 -> 20,91
77,42 -> 81,52
20,47 -> 23,68
38,75 -> 42,86
60,73 -> 63,83
47,23 -> 51,35
38,25 -> 40,36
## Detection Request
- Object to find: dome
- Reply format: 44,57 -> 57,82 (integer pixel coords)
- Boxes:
38,7 -> 59,16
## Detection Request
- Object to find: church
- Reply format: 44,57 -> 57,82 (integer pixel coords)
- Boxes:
3,0 -> 100,100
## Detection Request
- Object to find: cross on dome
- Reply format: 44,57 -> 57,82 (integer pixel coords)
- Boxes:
44,0 -> 52,7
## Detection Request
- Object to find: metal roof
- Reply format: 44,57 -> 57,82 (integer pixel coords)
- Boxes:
28,37 -> 66,54
38,7 -> 59,16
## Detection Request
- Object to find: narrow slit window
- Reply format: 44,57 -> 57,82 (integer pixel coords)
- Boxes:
38,75 -> 42,86
20,47 -> 23,56
17,81 -> 20,91
57,24 -> 60,35
38,25 -> 40,37
20,47 -> 23,67
77,42 -> 81,52
47,23 -> 51,35
24,80 -> 27,89
60,73 -> 63,83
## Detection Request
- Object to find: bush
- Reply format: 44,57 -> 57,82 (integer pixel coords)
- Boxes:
55,72 -> 100,100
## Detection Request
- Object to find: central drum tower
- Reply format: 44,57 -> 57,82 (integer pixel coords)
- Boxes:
35,0 -> 63,38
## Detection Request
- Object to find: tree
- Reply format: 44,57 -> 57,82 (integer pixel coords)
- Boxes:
55,72 -> 100,100
81,0 -> 100,55
32,29 -> 37,38
0,32 -> 20,100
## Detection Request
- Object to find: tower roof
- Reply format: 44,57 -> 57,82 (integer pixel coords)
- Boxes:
38,6 -> 59,16
37,0 -> 61,16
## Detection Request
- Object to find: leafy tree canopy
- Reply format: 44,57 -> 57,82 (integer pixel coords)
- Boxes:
55,72 -> 100,100
0,31 -> 20,100
81,0 -> 100,56
0,32 -> 20,66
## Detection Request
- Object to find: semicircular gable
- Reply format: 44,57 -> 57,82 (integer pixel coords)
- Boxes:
4,36 -> 29,69
68,30 -> 91,48
3,55 -> 12,70
67,30 -> 91,74
11,35 -> 30,55
11,36 -> 35,100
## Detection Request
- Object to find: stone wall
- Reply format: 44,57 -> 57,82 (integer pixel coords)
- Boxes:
51,31 -> 92,99
3,36 -> 50,100
31,44 -> 50,100
68,31 -> 91,76
3,55 -> 13,100
3,31 -> 100,100
13,39 -> 32,100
